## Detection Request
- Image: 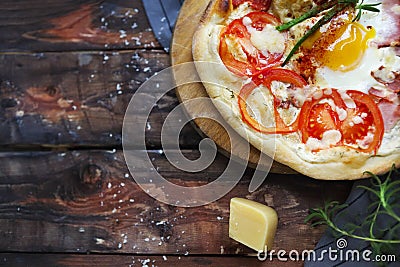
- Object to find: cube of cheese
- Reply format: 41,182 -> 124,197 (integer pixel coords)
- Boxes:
229,197 -> 278,252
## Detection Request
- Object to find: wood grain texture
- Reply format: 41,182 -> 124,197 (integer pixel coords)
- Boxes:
0,51 -> 203,149
0,150 -> 351,254
0,0 -> 158,52
171,0 -> 296,174
0,253 -> 304,267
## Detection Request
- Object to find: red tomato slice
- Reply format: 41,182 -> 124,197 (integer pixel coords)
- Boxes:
306,102 -> 340,140
219,12 -> 284,76
232,0 -> 272,11
238,68 -> 307,133
344,90 -> 384,153
298,89 -> 384,153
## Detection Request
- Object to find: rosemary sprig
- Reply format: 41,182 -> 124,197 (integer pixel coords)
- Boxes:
275,0 -> 340,31
276,0 -> 381,66
353,0 -> 381,21
280,3 -> 349,66
305,166 -> 400,249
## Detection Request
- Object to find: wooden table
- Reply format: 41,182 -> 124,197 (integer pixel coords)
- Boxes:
0,1 -> 353,266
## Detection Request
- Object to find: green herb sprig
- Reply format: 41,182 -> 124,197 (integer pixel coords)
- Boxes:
353,0 -> 381,21
276,0 -> 381,66
306,166 -> 400,254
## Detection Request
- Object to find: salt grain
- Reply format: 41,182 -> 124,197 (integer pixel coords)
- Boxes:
95,237 -> 105,245
119,30 -> 127,38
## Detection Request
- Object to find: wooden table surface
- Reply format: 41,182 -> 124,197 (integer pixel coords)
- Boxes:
0,1 -> 354,266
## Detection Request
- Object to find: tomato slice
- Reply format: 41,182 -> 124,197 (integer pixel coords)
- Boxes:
298,89 -> 384,153
232,0 -> 272,11
219,12 -> 284,76
306,103 -> 340,140
238,68 -> 307,133
344,90 -> 384,153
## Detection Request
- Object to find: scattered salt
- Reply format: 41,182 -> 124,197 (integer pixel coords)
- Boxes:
95,238 -> 105,245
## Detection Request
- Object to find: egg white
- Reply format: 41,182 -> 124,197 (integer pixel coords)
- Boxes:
310,4 -> 399,93
315,46 -> 399,93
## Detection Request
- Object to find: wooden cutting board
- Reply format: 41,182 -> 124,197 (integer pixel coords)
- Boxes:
170,0 -> 295,174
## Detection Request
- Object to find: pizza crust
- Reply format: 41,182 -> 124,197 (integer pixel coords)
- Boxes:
192,0 -> 400,180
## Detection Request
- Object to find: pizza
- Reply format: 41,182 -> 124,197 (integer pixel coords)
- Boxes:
192,0 -> 400,180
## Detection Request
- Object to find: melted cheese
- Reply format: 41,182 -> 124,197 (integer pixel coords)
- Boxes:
250,25 -> 285,55
242,16 -> 285,56
306,130 -> 342,151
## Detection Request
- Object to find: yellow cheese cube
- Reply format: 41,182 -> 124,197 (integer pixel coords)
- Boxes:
229,197 -> 278,252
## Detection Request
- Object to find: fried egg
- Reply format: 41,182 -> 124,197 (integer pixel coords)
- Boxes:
293,0 -> 400,94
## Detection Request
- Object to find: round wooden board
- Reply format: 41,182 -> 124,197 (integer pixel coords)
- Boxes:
170,0 -> 296,174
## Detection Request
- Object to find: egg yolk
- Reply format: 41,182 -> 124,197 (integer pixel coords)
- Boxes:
303,21 -> 376,72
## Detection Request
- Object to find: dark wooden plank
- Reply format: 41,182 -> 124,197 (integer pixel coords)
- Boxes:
0,0 -> 158,52
0,50 -> 202,148
0,253 -> 303,267
0,150 -> 352,254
